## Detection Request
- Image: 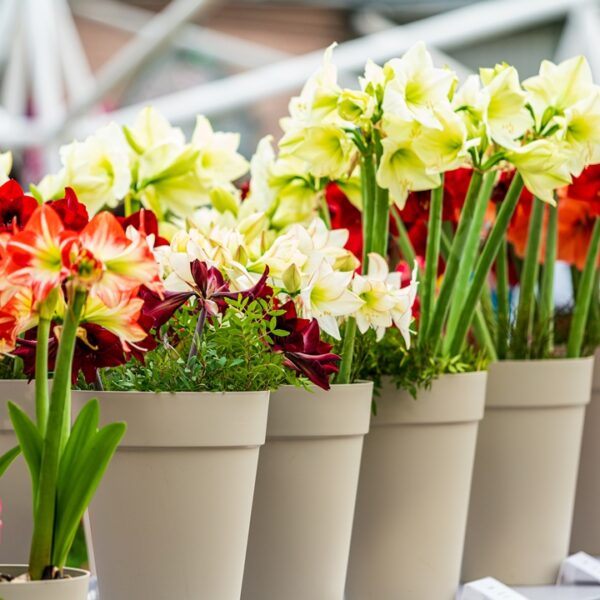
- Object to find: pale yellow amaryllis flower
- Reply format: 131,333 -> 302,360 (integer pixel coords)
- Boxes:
0,152 -> 12,184
37,123 -> 131,214
192,115 -> 249,187
337,89 -> 376,124
479,64 -> 532,149
382,41 -> 455,129
376,119 -> 441,209
506,139 -> 572,204
124,106 -> 185,151
558,90 -> 600,176
299,261 -> 364,340
524,56 -> 597,126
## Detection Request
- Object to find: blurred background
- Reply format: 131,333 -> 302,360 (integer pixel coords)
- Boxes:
0,0 -> 598,183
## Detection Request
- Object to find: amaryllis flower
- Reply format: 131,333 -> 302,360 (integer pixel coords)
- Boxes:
118,209 -> 169,247
326,182 -> 363,259
0,180 -> 38,234
46,187 -> 89,232
270,300 -> 340,390
0,309 -> 18,354
142,261 -> 271,330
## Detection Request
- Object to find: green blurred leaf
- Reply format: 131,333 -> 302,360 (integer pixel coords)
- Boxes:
0,446 -> 20,478
8,402 -> 42,497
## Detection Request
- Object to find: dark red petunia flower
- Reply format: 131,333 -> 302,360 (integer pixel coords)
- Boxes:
270,300 -> 340,390
46,187 -> 89,232
118,209 -> 169,247
0,179 -> 38,233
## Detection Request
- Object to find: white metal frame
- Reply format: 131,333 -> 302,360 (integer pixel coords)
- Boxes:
1,0 -> 599,168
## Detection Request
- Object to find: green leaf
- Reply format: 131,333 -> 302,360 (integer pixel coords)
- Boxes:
56,399 -> 100,508
0,446 -> 21,478
52,422 -> 126,568
7,401 -> 43,497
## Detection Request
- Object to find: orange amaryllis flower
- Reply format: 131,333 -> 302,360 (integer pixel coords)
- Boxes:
5,205 -> 74,302
557,165 -> 600,271
65,212 -> 163,305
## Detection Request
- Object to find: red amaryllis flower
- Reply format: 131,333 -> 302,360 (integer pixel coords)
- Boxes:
47,187 -> 89,232
14,324 -> 132,384
556,167 -> 600,270
118,209 -> 169,247
270,300 -> 340,390
0,180 -> 38,234
326,182 -> 363,260
141,261 -> 271,330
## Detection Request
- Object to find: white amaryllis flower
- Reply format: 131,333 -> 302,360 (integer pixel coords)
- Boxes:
300,261 -> 364,339
124,106 -> 185,151
506,139 -> 572,204
37,123 -> 131,215
351,253 -> 417,344
192,115 -> 249,186
382,41 -> 455,129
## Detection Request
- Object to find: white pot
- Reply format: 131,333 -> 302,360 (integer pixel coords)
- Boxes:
463,358 -> 593,585
0,381 -> 35,564
74,390 -> 269,600
346,371 -> 486,600
0,566 -> 89,600
571,350 -> 600,554
242,382 -> 372,600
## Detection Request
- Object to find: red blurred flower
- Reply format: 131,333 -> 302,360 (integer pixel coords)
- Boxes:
0,180 -> 38,235
47,187 -> 89,232
326,182 -> 363,259
270,300 -> 340,390
118,209 -> 169,247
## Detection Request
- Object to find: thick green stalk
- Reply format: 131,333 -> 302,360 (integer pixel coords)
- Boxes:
567,217 -> 600,358
361,153 -> 376,268
336,317 -> 357,385
473,308 -> 498,361
443,171 -> 496,353
447,173 -> 524,356
29,290 -> 87,580
370,131 -> 389,258
539,202 -> 557,357
391,209 -> 417,268
35,318 -> 51,436
587,269 -> 600,347
496,238 -> 510,359
427,170 -> 484,347
511,197 -> 544,359
419,181 -> 444,344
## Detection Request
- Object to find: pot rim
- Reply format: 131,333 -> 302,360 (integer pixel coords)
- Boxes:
0,566 -> 90,584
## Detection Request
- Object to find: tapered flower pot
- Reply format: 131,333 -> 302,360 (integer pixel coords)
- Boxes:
571,350 -> 600,554
0,566 -> 90,600
242,382 -> 372,600
73,390 -> 269,600
0,381 -> 35,564
346,371 -> 486,600
463,358 -> 593,585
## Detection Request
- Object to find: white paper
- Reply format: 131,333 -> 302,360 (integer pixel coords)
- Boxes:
462,577 -> 529,600
558,552 -> 600,585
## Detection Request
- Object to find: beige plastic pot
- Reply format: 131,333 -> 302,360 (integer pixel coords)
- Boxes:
242,382 -> 372,600
0,381 -> 35,564
73,390 -> 269,600
571,350 -> 600,554
346,371 -> 486,600
463,358 -> 593,585
0,566 -> 89,600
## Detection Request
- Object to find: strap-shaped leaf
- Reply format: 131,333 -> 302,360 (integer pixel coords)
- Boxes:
7,401 -> 43,498
52,421 -> 126,568
56,399 -> 99,508
0,446 -> 21,478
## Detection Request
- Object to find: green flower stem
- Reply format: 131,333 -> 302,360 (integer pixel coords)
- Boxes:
496,238 -> 510,359
29,289 -> 87,581
567,217 -> 600,358
371,131 -> 390,258
391,209 -> 417,269
35,318 -> 51,437
447,173 -> 524,356
587,269 -> 600,348
440,228 -> 496,359
419,180 -> 444,345
361,152 -> 376,268
124,193 -> 134,218
427,170 -> 484,347
512,197 -> 544,359
336,317 -> 357,385
442,170 -> 496,353
187,305 -> 207,367
539,201 -> 557,357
